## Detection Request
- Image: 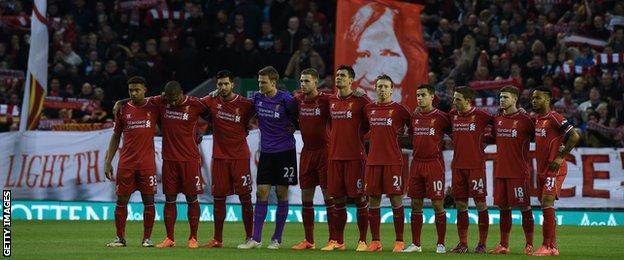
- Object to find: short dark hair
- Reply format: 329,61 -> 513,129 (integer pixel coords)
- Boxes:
375,74 -> 394,87
417,84 -> 435,95
336,65 -> 355,79
127,76 -> 147,86
533,86 -> 552,98
164,81 -> 182,94
500,85 -> 519,98
216,70 -> 235,82
455,87 -> 476,101
300,68 -> 319,80
258,66 -> 279,81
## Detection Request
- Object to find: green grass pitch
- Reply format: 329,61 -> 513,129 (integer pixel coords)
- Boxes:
12,220 -> 624,259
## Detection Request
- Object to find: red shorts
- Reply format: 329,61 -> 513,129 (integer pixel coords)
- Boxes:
494,178 -> 530,207
536,174 -> 566,201
211,158 -> 252,197
364,165 -> 403,196
452,168 -> 487,199
299,149 -> 328,189
328,160 -> 364,198
162,160 -> 204,195
408,159 -> 445,200
116,168 -> 157,196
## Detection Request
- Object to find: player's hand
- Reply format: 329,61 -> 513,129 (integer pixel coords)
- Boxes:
549,156 -> 564,171
112,101 -> 123,116
105,162 -> 114,181
353,88 -> 366,97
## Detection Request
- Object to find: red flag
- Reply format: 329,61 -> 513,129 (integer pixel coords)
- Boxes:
334,0 -> 428,110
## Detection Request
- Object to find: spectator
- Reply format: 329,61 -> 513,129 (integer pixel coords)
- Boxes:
284,38 -> 325,80
555,89 -> 579,124
238,38 -> 262,78
309,21 -> 331,67
62,42 -> 83,67
572,76 -> 590,103
578,87 -> 604,121
78,83 -> 93,99
280,16 -> 308,55
231,14 -> 248,49
258,22 -> 275,52
262,38 -> 290,76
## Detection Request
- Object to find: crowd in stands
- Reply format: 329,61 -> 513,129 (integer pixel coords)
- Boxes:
0,0 -> 623,147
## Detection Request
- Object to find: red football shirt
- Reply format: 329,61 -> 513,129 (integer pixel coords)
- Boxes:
412,108 -> 451,161
535,111 -> 573,175
202,94 -> 255,159
151,95 -> 208,161
114,101 -> 159,169
328,93 -> 371,160
493,110 -> 534,178
364,101 -> 412,165
296,92 -> 331,151
449,107 -> 494,169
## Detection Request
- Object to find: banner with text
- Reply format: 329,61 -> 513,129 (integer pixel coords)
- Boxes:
10,201 -> 623,226
1,129 -> 623,208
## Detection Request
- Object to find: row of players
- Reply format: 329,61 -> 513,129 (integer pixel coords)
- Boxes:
103,65 -> 580,257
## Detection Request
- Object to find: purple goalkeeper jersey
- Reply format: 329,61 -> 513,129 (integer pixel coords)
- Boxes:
254,90 -> 297,153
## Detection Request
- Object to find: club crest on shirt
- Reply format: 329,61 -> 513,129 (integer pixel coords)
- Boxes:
126,114 -> 131,119
470,115 -> 476,122
371,110 -> 376,115
275,104 -> 281,111
430,118 -> 436,126
513,120 -> 518,128
235,107 -> 240,115
541,120 -> 548,127
497,120 -> 503,126
388,109 -> 394,116
414,119 -> 419,124
217,103 -> 222,109
453,115 -> 458,120
348,102 -> 353,110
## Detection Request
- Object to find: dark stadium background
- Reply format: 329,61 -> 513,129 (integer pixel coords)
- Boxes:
1,0 -> 623,146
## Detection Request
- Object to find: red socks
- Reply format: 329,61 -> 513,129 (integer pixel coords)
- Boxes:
164,201 -> 177,241
369,207 -> 381,241
392,206 -> 404,242
499,209 -> 512,247
143,203 -> 155,240
240,194 -> 254,240
435,211 -> 446,245
114,202 -> 128,239
410,211 -> 423,246
188,200 -> 200,240
333,202 -> 347,244
324,199 -> 335,241
457,210 -> 469,245
478,209 -> 489,245
213,197 -> 226,242
522,209 -> 534,246
302,201 -> 315,243
542,207 -> 555,247
355,200 -> 369,242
